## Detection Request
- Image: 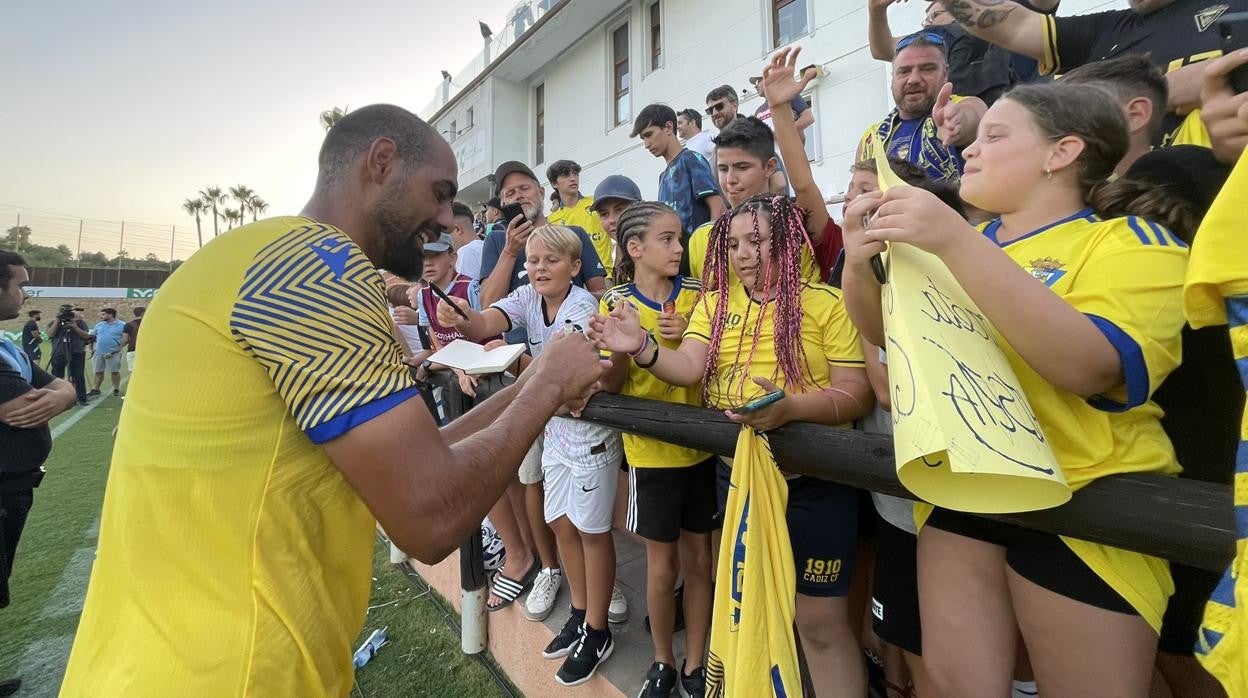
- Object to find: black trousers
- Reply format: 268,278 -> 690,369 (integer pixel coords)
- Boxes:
0,487 -> 34,609
50,351 -> 87,401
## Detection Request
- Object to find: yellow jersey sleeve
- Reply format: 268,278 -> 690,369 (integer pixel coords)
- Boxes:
230,232 -> 417,443
685,289 -> 716,344
688,222 -> 713,282
1065,217 -> 1188,412
1186,149 -> 1248,327
805,283 -> 865,368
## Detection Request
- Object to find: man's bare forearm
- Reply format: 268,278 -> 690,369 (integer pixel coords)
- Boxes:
939,0 -> 1044,60
417,379 -> 562,561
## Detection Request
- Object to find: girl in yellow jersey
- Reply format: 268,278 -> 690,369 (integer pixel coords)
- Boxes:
592,193 -> 875,695
598,202 -> 716,696
842,82 -> 1191,697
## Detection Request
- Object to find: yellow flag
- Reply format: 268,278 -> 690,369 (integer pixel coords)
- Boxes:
706,429 -> 802,698
872,135 -> 1070,513
1185,149 -> 1248,697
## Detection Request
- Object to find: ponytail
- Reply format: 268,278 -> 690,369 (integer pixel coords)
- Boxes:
1089,178 -> 1200,243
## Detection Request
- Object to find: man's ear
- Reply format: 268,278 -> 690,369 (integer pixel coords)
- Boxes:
364,137 -> 401,186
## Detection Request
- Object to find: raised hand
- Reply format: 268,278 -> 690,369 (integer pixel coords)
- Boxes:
1200,49 -> 1248,164
588,300 -> 646,354
933,83 -> 986,147
761,46 -> 817,109
503,214 -> 533,256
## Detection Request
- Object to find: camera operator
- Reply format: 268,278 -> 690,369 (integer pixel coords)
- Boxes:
0,252 -> 77,696
46,304 -> 91,406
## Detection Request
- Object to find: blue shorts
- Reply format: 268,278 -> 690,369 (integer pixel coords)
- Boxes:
716,460 -> 858,597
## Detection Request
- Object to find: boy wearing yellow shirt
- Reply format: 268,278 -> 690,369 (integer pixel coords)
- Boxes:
548,159 -> 614,281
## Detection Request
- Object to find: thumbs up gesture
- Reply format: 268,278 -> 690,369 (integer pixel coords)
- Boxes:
931,82 -> 986,147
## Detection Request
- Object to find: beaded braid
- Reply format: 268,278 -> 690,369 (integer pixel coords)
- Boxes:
613,201 -> 678,285
698,193 -> 816,406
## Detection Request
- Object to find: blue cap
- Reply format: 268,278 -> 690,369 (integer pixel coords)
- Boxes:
591,175 -> 642,213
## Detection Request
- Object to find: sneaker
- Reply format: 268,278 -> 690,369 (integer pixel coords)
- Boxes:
524,567 -> 563,621
87,389 -> 101,396
638,661 -> 677,697
112,389 -> 120,396
0,678 -> 20,698
679,663 -> 706,698
481,523 -> 505,572
76,400 -> 89,407
556,625 -> 613,686
608,582 -> 629,623
542,615 -> 584,660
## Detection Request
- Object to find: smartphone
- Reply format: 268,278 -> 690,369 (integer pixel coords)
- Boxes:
733,390 -> 785,414
500,202 -> 526,225
1219,12 -> 1248,93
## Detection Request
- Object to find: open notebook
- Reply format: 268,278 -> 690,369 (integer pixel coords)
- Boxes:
426,339 -> 526,375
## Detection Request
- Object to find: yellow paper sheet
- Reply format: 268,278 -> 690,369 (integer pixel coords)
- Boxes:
873,136 -> 1069,513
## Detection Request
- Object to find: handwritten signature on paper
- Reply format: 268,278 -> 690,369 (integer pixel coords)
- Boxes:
918,276 -> 996,344
924,337 -> 1053,475
886,336 -> 916,426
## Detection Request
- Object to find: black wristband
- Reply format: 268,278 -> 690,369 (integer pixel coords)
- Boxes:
635,333 -> 660,369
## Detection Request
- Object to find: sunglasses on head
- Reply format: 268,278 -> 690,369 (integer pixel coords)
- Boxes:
705,101 -> 728,115
896,31 -> 947,51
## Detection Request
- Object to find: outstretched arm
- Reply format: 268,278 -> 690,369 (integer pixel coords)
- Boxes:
762,47 -> 832,240
868,0 -> 902,61
937,0 -> 1045,60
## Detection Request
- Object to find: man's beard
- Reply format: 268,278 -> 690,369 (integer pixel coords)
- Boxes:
368,182 -> 434,280
896,89 -> 937,117
521,198 -> 544,222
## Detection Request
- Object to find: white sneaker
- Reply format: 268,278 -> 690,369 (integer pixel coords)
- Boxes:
608,583 -> 629,623
524,567 -> 563,621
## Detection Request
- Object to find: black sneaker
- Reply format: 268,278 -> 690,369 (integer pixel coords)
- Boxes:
76,400 -> 89,407
555,625 -> 613,687
638,661 -> 677,697
112,389 -> 120,396
0,678 -> 20,697
542,615 -> 584,660
679,662 -> 705,698
87,389 -> 101,396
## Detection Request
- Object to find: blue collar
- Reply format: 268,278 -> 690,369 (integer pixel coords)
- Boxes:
983,208 -> 1095,247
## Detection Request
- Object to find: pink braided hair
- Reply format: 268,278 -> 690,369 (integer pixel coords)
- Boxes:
697,194 -> 817,406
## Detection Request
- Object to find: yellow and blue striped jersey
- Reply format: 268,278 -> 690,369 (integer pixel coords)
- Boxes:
1186,150 -> 1248,696
61,217 -> 416,697
979,209 -> 1188,632
600,277 -> 708,468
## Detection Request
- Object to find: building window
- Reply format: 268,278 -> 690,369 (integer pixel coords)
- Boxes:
649,1 -> 662,71
448,120 -> 457,142
535,84 -> 545,164
772,0 -> 809,47
612,23 -> 631,126
466,107 -> 474,128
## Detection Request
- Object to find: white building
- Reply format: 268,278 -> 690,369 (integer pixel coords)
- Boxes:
421,0 -> 1123,208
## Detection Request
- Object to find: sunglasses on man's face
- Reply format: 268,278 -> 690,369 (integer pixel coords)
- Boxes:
705,101 -> 728,116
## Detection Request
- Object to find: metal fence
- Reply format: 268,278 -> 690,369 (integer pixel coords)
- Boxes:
29,266 -> 169,289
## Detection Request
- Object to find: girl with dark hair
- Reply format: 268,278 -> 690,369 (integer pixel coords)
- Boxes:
591,193 -> 874,695
842,81 -> 1190,697
598,201 -> 715,696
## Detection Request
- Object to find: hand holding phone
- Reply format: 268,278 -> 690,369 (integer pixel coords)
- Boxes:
1219,13 -> 1248,93
732,389 -> 786,414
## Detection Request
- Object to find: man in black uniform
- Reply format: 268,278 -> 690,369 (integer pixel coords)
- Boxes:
0,252 -> 77,696
935,0 -> 1248,141
20,310 -> 41,364
46,304 -> 91,406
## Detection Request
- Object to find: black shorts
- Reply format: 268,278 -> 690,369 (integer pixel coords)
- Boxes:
627,457 -> 718,543
925,508 -> 1137,616
1158,563 -> 1222,655
871,515 -> 922,655
716,461 -> 858,597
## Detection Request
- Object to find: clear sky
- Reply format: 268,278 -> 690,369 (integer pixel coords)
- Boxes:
0,0 -> 515,260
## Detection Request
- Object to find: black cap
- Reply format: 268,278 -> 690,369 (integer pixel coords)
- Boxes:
493,161 -> 538,197
486,197 -> 502,210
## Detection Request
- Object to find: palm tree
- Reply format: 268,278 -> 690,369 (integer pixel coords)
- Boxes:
229,185 -> 255,225
181,198 -> 206,248
248,196 -> 269,222
320,105 -> 349,131
199,186 -> 226,238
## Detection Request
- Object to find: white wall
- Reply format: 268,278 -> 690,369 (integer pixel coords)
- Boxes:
431,0 -> 1129,203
